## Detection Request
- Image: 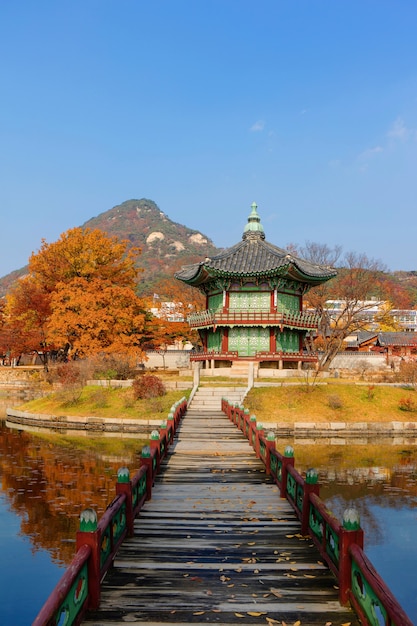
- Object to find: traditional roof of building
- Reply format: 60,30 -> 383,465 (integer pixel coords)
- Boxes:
376,332 -> 417,347
175,203 -> 337,287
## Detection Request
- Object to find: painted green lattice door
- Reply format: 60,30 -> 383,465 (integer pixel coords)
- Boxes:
229,292 -> 270,310
229,327 -> 269,356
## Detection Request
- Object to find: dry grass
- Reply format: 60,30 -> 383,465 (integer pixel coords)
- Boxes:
17,385 -> 190,420
245,383 -> 417,424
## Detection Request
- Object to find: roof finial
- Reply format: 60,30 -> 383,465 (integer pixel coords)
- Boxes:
243,202 -> 265,239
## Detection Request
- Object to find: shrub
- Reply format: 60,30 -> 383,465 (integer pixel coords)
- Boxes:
366,385 -> 375,400
91,388 -> 110,408
55,362 -> 82,386
132,375 -> 166,400
398,397 -> 417,412
89,353 -> 137,380
328,394 -> 343,409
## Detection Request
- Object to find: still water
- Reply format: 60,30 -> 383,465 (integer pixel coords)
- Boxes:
1,405 -> 417,625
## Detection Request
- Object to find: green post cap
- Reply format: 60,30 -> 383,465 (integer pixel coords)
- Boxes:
305,468 -> 318,484
117,467 -> 130,483
151,430 -> 160,440
284,445 -> 294,458
160,420 -> 167,428
141,445 -> 151,458
167,412 -> 174,420
267,431 -> 275,441
343,507 -> 361,530
79,508 -> 97,532
256,422 -> 264,430
250,415 -> 257,422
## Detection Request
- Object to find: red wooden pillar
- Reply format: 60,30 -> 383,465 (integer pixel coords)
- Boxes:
76,509 -> 101,609
255,424 -> 264,459
338,510 -> 364,605
280,452 -> 295,499
301,480 -> 320,536
140,448 -> 153,501
115,468 -> 134,537
264,433 -> 276,475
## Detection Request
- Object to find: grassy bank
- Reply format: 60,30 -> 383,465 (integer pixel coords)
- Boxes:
15,380 -> 417,425
17,384 -> 191,421
245,383 -> 417,424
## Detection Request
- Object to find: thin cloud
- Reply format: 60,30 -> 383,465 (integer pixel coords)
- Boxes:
387,116 -> 410,140
250,120 -> 265,132
358,146 -> 384,160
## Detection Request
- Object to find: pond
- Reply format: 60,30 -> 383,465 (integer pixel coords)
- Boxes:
0,406 -> 416,624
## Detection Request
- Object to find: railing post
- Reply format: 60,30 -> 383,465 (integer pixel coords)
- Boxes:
255,423 -> 264,458
115,467 -> 134,536
302,469 -> 320,535
140,445 -> 153,501
338,508 -> 364,605
265,431 -> 276,475
76,508 -> 101,610
280,445 -> 295,499
150,429 -> 161,472
248,414 -> 257,445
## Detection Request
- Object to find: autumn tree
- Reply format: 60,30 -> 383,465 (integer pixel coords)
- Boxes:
5,227 -> 146,364
295,243 -> 386,370
3,277 -> 52,365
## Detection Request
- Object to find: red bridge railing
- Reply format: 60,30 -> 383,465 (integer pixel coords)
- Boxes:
222,398 -> 414,626
33,397 -> 188,626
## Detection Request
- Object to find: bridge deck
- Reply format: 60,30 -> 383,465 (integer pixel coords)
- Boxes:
84,410 -> 360,625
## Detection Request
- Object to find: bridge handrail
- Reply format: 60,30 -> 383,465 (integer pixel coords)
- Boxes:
32,544 -> 92,626
33,396 -> 188,626
221,398 -> 414,626
348,543 -> 414,626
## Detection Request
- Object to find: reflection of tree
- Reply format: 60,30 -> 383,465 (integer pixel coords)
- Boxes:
0,425 -> 139,564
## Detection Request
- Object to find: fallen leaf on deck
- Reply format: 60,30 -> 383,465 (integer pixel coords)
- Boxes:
247,611 -> 266,616
234,612 -> 245,618
193,611 -> 205,615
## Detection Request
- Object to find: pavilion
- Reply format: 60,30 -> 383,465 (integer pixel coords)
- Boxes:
175,203 -> 336,376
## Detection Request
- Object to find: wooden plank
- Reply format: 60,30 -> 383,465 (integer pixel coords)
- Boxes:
84,409 -> 360,625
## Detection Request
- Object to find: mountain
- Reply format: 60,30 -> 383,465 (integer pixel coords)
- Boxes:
0,199 -> 222,297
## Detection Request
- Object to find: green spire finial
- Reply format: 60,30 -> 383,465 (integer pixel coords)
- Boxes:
243,202 -> 265,239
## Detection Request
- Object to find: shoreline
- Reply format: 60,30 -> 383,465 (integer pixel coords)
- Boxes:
5,406 -> 417,442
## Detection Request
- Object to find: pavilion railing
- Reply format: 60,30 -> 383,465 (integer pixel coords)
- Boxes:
188,308 -> 320,330
222,398 -> 414,626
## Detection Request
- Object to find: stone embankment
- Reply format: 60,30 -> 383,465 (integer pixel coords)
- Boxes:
5,407 -> 160,436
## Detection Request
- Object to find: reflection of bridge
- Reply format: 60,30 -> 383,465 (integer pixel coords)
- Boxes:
34,395 -> 412,626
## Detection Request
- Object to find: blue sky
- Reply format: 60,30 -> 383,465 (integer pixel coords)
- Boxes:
1,1 -> 417,276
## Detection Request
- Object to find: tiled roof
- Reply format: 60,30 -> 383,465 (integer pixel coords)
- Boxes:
377,332 -> 417,347
176,203 -> 337,287
175,231 -> 337,286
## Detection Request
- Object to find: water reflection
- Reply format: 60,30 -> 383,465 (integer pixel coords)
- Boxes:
0,400 -> 145,625
0,417 -> 143,565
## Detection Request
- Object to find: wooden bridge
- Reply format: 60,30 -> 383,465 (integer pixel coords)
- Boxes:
84,405 -> 359,625
34,390 -> 413,626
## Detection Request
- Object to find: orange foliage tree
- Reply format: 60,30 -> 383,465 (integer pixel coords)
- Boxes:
4,227 -> 146,364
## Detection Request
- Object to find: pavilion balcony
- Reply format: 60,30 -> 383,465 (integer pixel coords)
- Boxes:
187,309 -> 320,331
190,350 -> 318,363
